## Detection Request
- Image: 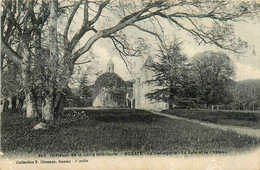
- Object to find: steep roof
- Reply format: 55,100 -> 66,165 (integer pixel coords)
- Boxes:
141,56 -> 153,70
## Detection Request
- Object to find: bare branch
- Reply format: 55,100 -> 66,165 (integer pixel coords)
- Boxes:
110,36 -> 139,56
83,0 -> 89,23
63,0 -> 84,43
59,4 -> 76,9
157,12 -> 241,53
131,24 -> 164,47
1,39 -> 22,68
4,3 -> 23,33
70,0 -> 257,63
89,0 -> 110,25
68,0 -> 110,52
110,37 -> 132,74
75,60 -> 91,65
72,31 -> 103,62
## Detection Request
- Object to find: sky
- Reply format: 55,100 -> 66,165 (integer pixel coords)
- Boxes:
233,21 -> 260,80
181,20 -> 260,81
71,2 -> 260,84
80,21 -> 260,83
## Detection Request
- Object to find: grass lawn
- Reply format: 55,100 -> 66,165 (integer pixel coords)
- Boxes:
162,109 -> 260,129
1,109 -> 260,157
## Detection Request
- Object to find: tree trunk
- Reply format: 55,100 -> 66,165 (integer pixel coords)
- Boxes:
20,33 -> 35,118
1,54 -> 5,72
1,100 -> 3,113
25,94 -> 35,118
169,102 -> 173,109
2,98 -> 8,112
17,95 -> 25,110
7,97 -> 12,110
42,95 -> 54,121
11,96 -> 17,111
54,92 -> 66,120
41,0 -> 59,122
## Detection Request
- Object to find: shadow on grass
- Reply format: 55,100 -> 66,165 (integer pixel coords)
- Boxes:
93,113 -> 160,123
62,109 -> 162,125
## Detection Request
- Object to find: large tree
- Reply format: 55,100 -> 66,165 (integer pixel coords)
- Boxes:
1,0 -> 51,118
145,39 -> 195,108
2,0 -> 259,122
191,51 -> 235,107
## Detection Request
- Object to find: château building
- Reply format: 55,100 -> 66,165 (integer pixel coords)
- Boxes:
133,56 -> 168,110
92,57 -> 168,110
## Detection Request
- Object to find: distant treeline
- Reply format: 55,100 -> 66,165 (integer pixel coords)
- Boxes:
229,79 -> 260,111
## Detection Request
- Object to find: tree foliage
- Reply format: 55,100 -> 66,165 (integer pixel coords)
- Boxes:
233,79 -> 260,110
93,72 -> 127,97
191,51 -> 235,106
145,40 -> 194,108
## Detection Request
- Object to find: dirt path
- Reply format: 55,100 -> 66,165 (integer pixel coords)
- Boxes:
150,111 -> 260,139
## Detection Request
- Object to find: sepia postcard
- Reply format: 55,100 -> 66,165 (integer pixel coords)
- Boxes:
1,0 -> 260,169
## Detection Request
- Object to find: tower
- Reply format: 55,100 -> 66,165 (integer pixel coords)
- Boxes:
106,59 -> 114,73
